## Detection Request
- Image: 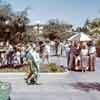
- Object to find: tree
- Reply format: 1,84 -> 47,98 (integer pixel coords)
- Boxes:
77,19 -> 90,34
84,19 -> 90,27
75,26 -> 81,32
83,18 -> 100,35
0,0 -> 30,45
43,19 -> 72,40
15,7 -> 30,24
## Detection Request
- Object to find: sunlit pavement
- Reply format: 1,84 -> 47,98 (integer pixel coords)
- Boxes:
0,57 -> 100,100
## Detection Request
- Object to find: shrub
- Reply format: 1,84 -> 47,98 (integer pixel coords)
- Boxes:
96,40 -> 100,46
48,63 -> 64,72
48,63 -> 57,72
57,67 -> 65,72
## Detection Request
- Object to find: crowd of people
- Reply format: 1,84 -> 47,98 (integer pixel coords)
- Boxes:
66,41 -> 96,72
0,40 -> 50,84
0,40 -> 96,72
0,40 -> 51,66
0,40 -> 97,84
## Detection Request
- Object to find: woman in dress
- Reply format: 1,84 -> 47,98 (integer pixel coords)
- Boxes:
80,45 -> 88,72
68,42 -> 80,70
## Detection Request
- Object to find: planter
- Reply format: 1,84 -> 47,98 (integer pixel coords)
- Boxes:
96,46 -> 100,57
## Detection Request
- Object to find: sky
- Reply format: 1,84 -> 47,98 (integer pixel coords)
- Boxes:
4,0 -> 100,27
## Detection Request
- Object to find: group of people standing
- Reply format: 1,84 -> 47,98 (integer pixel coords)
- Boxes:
0,40 -> 51,66
0,39 -> 97,85
66,41 -> 96,72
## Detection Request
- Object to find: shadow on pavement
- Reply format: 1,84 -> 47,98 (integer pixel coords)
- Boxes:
69,82 -> 100,92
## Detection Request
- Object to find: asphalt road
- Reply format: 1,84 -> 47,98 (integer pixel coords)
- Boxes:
0,57 -> 100,100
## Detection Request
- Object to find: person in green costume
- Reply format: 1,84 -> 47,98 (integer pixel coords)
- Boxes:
24,43 -> 40,85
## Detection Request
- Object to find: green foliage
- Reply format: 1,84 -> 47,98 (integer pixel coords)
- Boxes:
58,67 -> 65,72
48,64 -> 57,72
48,63 -> 64,72
96,40 -> 100,46
83,18 -> 100,36
43,19 -> 72,40
0,0 -> 30,44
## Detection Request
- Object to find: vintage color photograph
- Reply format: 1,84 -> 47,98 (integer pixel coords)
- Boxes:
0,0 -> 100,100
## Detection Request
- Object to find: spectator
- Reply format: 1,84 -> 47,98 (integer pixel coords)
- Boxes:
88,41 -> 96,71
80,45 -> 88,72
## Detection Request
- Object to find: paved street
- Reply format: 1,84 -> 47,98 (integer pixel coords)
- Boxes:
0,57 -> 100,100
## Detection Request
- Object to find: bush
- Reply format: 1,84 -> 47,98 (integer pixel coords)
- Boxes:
58,67 -> 65,72
48,64 -> 57,72
96,40 -> 100,46
48,63 -> 64,72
